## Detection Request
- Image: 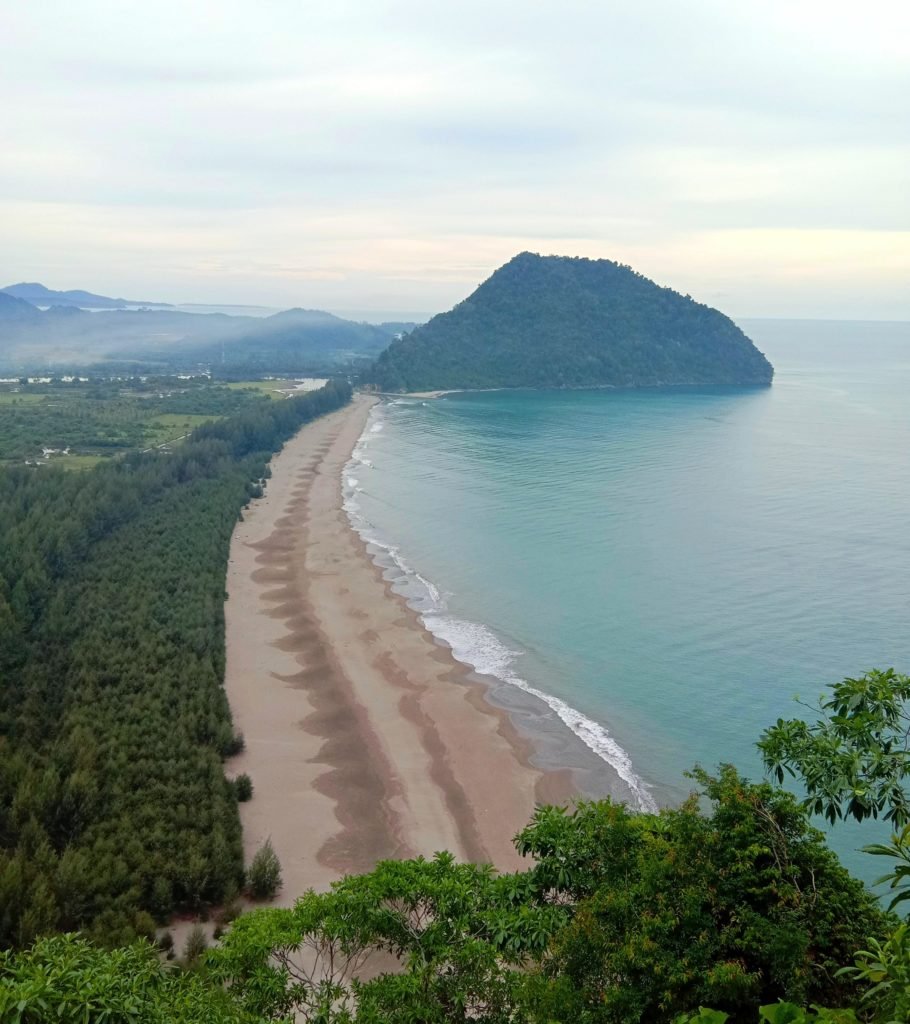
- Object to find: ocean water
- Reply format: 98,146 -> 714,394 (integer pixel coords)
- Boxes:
344,319 -> 910,879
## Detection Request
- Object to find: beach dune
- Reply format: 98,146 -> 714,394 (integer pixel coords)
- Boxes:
224,395 -> 567,902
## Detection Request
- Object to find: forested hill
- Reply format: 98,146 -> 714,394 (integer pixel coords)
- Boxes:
167,308 -> 396,372
0,379 -> 351,948
372,253 -> 774,391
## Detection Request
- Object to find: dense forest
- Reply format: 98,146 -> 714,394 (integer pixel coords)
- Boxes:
372,253 -> 774,392
0,379 -> 352,948
1,376 -> 909,1018
6,677 -> 910,1023
160,309 -> 401,373
3,375 -> 910,1022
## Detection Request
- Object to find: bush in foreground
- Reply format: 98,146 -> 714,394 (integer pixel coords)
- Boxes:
247,839 -> 282,900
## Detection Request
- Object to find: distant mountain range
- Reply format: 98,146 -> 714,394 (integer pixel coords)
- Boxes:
0,292 -> 42,321
2,263 -> 776,387
0,287 -> 413,372
1,282 -> 172,309
373,253 -> 774,391
137,307 -> 403,372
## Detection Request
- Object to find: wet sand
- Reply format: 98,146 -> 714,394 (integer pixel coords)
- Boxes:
224,395 -> 571,904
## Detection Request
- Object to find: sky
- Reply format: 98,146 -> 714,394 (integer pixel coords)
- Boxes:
2,0 -> 908,319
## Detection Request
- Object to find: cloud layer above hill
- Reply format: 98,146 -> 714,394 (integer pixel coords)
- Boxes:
2,0 -> 908,318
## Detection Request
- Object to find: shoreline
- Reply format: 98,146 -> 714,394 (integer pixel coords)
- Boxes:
223,394 -> 573,905
380,380 -> 773,400
345,400 -> 656,812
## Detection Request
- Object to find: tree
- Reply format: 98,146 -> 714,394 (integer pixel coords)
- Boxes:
0,380 -> 352,948
234,774 -> 253,802
211,852 -> 563,1023
515,767 -> 886,1023
759,669 -> 910,826
759,669 -> 910,1022
183,923 -> 208,966
0,934 -> 249,1024
247,840 -> 282,900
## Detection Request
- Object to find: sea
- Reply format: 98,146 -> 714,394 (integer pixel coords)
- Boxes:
343,319 -> 910,882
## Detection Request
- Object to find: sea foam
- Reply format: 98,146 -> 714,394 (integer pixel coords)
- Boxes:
342,401 -> 657,814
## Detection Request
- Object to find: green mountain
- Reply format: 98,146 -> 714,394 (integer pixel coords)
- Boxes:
0,302 -> 399,373
175,308 -> 397,372
373,253 -> 773,391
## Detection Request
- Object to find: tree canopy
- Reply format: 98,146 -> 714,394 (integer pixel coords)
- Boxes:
0,764 -> 891,1022
372,253 -> 774,392
0,379 -> 352,948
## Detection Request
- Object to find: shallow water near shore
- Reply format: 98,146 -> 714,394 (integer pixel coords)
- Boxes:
346,319 -> 910,881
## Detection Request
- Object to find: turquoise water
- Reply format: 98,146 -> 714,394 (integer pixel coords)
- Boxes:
345,319 -> 910,879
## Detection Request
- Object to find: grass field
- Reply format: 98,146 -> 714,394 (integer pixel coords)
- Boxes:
56,454 -> 107,471
0,380 -> 275,468
143,413 -> 223,448
224,379 -> 289,399
0,391 -> 47,405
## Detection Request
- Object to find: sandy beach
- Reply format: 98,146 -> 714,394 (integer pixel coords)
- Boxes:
224,395 -> 570,904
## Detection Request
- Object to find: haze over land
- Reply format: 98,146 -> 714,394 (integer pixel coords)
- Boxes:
4,2 -> 910,1021
0,287 -> 409,372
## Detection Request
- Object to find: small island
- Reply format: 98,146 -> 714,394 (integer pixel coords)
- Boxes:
373,252 -> 774,392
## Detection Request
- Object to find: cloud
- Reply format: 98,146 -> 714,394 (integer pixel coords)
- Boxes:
0,0 -> 907,317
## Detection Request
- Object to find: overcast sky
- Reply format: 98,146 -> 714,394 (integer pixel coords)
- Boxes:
2,0 -> 908,318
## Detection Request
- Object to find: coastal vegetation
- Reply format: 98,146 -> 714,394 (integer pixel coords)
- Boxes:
1,373 -> 906,1021
372,252 -> 774,392
247,840 -> 283,900
4,671 -> 910,1021
0,379 -> 352,948
0,376 -> 303,465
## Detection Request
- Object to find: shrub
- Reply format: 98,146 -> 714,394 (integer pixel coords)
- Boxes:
234,774 -> 253,802
247,840 -> 282,900
221,731 -> 245,758
217,899 -> 242,925
183,923 -> 208,966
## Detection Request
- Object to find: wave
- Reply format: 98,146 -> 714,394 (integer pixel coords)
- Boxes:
342,401 -> 657,814
423,614 -> 658,813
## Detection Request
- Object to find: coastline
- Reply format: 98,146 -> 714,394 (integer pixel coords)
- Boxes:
223,394 -> 572,905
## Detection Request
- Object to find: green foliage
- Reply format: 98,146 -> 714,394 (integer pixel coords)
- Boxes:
247,840 -> 283,900
0,378 -> 269,464
183,923 -> 208,966
755,668 -> 910,1024
759,670 -> 910,827
0,933 -> 252,1023
211,851 -> 564,1022
515,767 -> 886,1023
0,777 -> 894,1023
840,922 -> 910,1024
234,773 -> 254,802
678,1006 -> 858,1023
0,380 -> 352,948
209,782 -> 883,1023
373,252 -> 773,392
863,825 -> 910,913
678,1011 -> 732,1024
